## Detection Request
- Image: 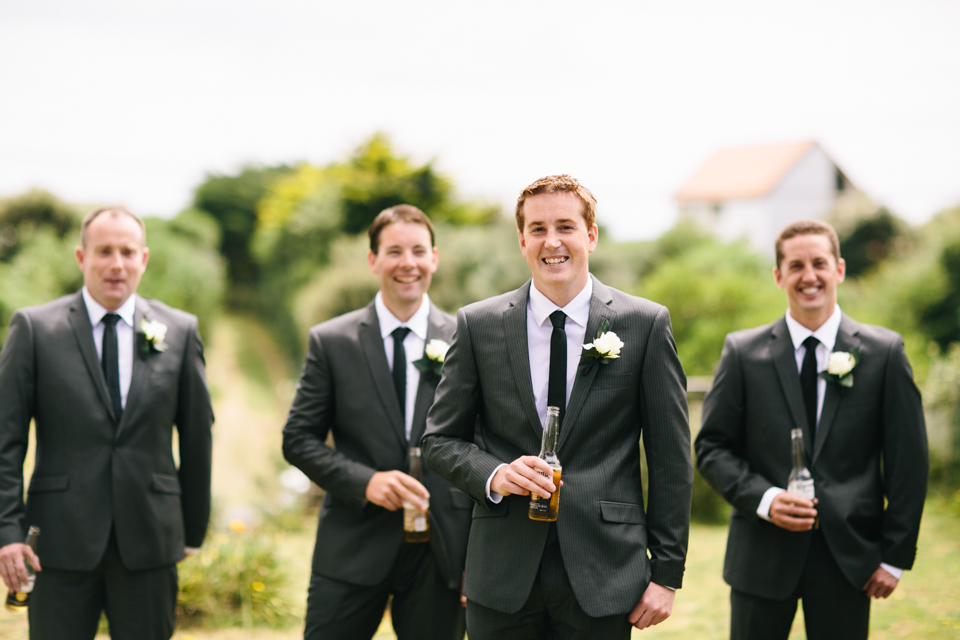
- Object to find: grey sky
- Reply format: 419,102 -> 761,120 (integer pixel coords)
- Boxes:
1,0 -> 958,239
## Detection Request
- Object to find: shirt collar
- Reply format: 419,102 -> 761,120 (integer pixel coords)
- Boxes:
784,305 -> 842,352
375,292 -> 430,341
528,277 -> 593,329
82,287 -> 137,328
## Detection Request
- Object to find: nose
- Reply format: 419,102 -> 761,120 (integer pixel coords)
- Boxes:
108,251 -> 124,270
544,229 -> 562,250
398,250 -> 415,268
799,263 -> 817,281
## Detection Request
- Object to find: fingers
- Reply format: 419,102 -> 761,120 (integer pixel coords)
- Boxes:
862,568 -> 898,599
0,543 -> 33,592
769,493 -> 818,531
365,471 -> 430,511
628,583 -> 674,630
491,456 -> 556,498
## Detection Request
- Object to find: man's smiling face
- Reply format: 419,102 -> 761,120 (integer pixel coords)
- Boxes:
774,232 -> 846,330
518,191 -> 598,306
367,221 -> 438,321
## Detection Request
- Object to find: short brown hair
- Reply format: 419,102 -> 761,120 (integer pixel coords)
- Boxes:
774,219 -> 841,269
368,204 -> 436,253
515,174 -> 597,231
80,207 -> 146,248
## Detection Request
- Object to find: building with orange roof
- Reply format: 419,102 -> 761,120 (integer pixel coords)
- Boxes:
675,141 -> 859,252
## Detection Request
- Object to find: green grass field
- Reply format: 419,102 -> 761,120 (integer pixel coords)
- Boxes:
2,315 -> 958,639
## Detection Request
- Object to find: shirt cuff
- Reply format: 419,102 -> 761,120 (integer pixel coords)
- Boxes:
880,563 -> 903,580
485,463 -> 508,503
757,487 -> 785,521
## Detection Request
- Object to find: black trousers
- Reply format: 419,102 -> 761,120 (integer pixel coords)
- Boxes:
304,541 -> 464,640
28,531 -> 178,640
465,524 -> 632,640
730,529 -> 871,640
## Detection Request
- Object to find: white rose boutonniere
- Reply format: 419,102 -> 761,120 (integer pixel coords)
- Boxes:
581,319 -> 623,365
414,339 -> 450,377
141,318 -> 169,354
819,348 -> 859,388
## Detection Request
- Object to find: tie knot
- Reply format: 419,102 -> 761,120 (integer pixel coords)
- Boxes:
102,313 -> 121,327
550,310 -> 566,330
803,336 -> 819,351
392,326 -> 411,342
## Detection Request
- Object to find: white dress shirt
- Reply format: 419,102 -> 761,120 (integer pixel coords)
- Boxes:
486,278 -> 594,502
375,292 -> 430,441
82,287 -> 136,409
756,305 -> 902,579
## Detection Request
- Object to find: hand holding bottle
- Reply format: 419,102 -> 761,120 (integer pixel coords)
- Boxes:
0,541 -> 41,592
769,493 -> 818,531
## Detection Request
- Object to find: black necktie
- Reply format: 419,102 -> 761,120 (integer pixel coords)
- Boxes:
801,336 -> 820,438
101,313 -> 123,422
392,327 -> 411,427
548,310 -> 567,427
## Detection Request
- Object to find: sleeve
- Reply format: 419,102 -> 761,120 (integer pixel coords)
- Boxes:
281,329 -> 377,510
639,306 -> 694,589
695,334 -> 776,521
878,335 -> 928,570
0,312 -> 37,547
175,316 -> 214,549
421,308 -> 504,503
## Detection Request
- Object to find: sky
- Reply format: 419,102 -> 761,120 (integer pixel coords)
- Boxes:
1,0 -> 958,240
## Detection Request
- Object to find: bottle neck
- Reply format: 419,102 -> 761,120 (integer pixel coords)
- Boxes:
791,435 -> 807,469
541,415 -> 559,457
408,448 -> 422,480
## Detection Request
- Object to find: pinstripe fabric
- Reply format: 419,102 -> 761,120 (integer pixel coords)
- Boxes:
422,277 -> 693,618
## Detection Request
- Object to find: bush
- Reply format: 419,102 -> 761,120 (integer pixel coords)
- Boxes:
176,523 -> 298,629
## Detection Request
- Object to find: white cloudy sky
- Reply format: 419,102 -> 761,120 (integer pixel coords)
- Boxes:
1,0 -> 957,240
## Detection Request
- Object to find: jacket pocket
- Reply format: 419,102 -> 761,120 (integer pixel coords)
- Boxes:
472,499 -> 508,518
600,501 -> 646,525
450,488 -> 474,509
151,474 -> 181,495
28,475 -> 69,494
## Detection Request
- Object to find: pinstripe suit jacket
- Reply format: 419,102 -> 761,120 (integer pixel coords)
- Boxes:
421,277 -> 693,617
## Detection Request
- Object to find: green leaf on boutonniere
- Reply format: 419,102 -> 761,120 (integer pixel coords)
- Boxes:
413,339 -> 449,377
140,318 -> 168,355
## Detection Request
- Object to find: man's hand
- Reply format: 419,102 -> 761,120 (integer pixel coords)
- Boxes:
628,582 -> 675,630
0,542 -> 41,592
490,456 -> 560,498
769,493 -> 818,531
863,566 -> 899,599
365,471 -> 429,512
179,547 -> 201,563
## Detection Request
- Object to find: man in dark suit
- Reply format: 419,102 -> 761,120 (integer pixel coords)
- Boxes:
0,207 -> 213,639
695,219 -> 928,640
282,205 -> 471,640
421,175 -> 692,639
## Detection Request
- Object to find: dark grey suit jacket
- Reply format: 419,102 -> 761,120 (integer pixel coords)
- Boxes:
695,314 -> 928,599
421,277 -> 692,618
0,291 -> 213,571
282,301 -> 472,590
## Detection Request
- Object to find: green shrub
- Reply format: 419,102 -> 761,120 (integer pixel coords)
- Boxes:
176,525 -> 298,629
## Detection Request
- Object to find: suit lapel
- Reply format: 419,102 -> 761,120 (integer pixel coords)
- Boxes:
409,304 -> 450,446
769,318 -> 813,455
812,316 -> 860,464
503,282 -> 544,441
117,297 -> 149,438
559,277 -> 615,450
358,303 -> 407,449
68,291 -> 117,423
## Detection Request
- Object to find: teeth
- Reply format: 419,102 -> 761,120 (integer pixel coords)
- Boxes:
543,257 -> 568,265
395,276 -> 419,283
800,287 -> 820,294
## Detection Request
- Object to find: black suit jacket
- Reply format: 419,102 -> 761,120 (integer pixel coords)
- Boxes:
695,314 -> 928,599
282,301 -> 472,590
0,291 -> 214,571
421,277 -> 693,617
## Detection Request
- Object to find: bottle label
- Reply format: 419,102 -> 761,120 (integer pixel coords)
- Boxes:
788,479 -> 815,501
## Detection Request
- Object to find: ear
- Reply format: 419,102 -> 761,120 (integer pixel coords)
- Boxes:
367,249 -> 378,274
836,257 -> 846,284
517,228 -> 526,252
141,247 -> 150,270
587,224 -> 598,254
773,265 -> 784,289
75,246 -> 85,271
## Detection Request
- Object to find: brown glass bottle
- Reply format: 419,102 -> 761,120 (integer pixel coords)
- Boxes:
529,406 -> 562,522
5,526 -> 40,613
403,447 -> 430,542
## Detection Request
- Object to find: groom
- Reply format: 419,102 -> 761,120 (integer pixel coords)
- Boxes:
422,175 -> 692,639
0,207 -> 213,639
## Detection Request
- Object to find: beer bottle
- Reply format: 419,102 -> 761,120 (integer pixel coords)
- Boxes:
403,447 -> 430,542
787,428 -> 818,528
5,526 -> 40,613
529,406 -> 562,522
